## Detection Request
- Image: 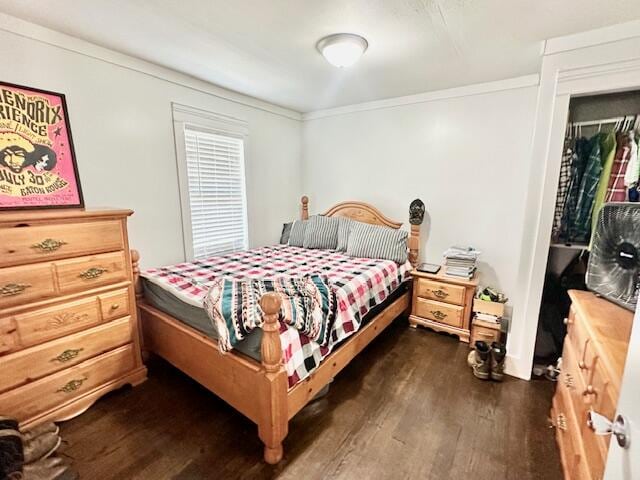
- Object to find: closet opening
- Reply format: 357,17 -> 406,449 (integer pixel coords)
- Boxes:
533,89 -> 640,376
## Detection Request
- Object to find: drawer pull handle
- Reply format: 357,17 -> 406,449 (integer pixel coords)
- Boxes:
31,238 -> 67,252
432,289 -> 449,299
431,310 -> 447,320
0,283 -> 31,296
583,385 -> 597,396
578,361 -> 587,370
563,317 -> 572,326
51,348 -> 84,363
556,413 -> 567,431
57,377 -> 88,393
110,303 -> 120,311
79,267 -> 108,280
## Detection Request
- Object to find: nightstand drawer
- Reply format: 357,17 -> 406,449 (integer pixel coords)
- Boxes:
414,298 -> 463,328
416,278 -> 465,305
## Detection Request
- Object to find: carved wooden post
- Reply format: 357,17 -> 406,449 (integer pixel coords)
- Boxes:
301,195 -> 309,220
131,249 -> 143,300
408,224 -> 420,268
260,293 -> 283,373
258,292 -> 288,464
408,199 -> 424,268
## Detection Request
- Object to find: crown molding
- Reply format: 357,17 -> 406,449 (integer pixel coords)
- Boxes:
544,19 -> 640,56
302,74 -> 540,121
0,12 -> 302,122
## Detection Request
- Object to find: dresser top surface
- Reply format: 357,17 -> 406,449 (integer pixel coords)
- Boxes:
568,289 -> 634,381
0,208 -> 133,226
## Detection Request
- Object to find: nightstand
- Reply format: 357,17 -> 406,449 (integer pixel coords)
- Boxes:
409,268 -> 478,343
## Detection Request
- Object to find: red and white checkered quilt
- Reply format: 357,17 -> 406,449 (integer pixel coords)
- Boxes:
141,245 -> 411,387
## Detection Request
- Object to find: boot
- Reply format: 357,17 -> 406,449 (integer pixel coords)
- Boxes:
21,423 -> 59,443
23,432 -> 61,464
23,457 -> 68,480
0,424 -> 23,480
468,341 -> 491,380
490,342 -> 507,381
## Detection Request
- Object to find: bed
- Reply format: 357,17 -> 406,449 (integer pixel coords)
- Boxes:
132,197 -> 422,464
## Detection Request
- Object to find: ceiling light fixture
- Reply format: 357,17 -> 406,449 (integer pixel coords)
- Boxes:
316,33 -> 368,68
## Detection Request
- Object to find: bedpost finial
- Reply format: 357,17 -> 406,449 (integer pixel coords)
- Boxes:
301,195 -> 309,205
260,292 -> 282,318
301,196 -> 309,220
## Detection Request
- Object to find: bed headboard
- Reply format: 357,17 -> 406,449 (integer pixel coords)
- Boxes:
300,196 -> 422,267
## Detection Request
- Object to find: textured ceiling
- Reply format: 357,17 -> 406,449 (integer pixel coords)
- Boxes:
1,0 -> 640,112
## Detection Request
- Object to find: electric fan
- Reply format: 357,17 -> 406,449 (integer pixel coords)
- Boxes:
586,203 -> 640,311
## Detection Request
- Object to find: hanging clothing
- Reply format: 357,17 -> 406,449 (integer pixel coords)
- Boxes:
606,133 -> 633,202
572,134 -> 604,243
590,130 -> 617,233
560,137 -> 590,242
624,133 -> 639,188
552,139 -> 574,240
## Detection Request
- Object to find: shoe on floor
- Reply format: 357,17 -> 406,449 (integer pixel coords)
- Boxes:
0,427 -> 24,480
23,457 -> 68,480
490,342 -> 507,381
468,341 -> 491,380
23,432 -> 61,464
21,423 -> 60,443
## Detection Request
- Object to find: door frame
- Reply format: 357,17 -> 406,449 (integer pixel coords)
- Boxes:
510,36 -> 640,380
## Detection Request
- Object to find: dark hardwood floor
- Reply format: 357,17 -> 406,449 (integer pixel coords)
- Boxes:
59,318 -> 562,479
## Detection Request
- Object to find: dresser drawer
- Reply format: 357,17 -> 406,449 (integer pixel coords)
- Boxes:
414,298 -> 463,328
0,221 -> 124,268
416,278 -> 465,305
56,251 -> 128,294
0,317 -> 132,393
0,263 -> 56,309
0,344 -> 135,422
3,287 -> 130,350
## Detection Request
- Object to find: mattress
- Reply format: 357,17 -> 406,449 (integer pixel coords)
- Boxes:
141,245 -> 411,386
142,276 -> 408,363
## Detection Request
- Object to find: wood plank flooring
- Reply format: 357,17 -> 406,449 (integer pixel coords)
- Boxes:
59,318 -> 562,479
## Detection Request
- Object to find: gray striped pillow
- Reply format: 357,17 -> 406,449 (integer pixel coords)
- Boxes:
288,220 -> 308,247
346,221 -> 408,264
336,217 -> 353,252
303,215 -> 339,250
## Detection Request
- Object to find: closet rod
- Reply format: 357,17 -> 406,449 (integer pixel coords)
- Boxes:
569,116 -> 627,127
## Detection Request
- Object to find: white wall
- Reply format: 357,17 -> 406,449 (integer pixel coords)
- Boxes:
302,78 -> 540,376
0,16 -> 302,268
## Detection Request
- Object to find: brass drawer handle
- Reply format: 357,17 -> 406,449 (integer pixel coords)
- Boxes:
31,238 -> 67,252
432,289 -> 449,299
79,267 -> 108,280
556,413 -> 567,431
56,377 -> 88,393
1,283 -> 31,296
430,310 -> 447,320
51,348 -> 84,363
564,372 -> 574,389
110,303 -> 120,311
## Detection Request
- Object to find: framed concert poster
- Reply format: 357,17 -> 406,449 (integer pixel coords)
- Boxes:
0,82 -> 83,210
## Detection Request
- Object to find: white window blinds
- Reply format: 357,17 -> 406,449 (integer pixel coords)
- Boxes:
183,126 -> 248,259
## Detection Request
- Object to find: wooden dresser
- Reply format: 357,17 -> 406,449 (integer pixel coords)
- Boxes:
409,269 -> 478,343
0,209 -> 147,428
551,290 -> 633,480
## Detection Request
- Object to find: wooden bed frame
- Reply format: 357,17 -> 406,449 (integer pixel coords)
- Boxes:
133,196 -> 421,464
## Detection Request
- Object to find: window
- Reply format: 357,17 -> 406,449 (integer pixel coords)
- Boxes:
173,104 -> 248,260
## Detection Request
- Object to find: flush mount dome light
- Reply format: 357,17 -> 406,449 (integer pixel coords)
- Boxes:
317,33 -> 368,68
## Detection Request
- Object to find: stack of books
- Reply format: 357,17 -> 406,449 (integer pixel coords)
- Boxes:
443,246 -> 481,279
